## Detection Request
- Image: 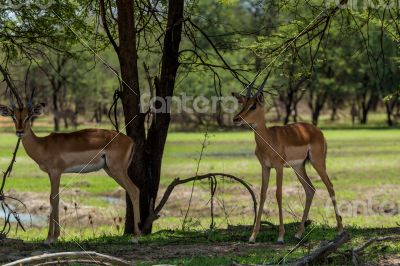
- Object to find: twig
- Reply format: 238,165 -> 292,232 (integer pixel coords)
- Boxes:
0,138 -> 25,238
181,128 -> 209,229
0,139 -> 20,194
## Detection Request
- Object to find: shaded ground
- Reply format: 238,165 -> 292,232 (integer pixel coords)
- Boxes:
1,224 -> 399,265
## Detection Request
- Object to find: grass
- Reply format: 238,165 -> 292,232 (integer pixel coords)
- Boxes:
0,116 -> 400,264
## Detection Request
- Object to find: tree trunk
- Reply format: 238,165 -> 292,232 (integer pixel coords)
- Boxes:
385,101 -> 395,127
312,108 -> 321,126
330,105 -> 337,122
358,93 -> 376,125
283,102 -> 291,125
292,102 -> 298,122
116,0 -> 184,235
52,88 -> 60,132
272,99 -> 281,121
360,111 -> 367,124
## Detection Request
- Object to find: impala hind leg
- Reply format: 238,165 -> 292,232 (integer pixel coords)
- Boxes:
121,174 -> 141,243
105,166 -> 141,243
311,162 -> 343,233
249,166 -> 270,243
45,171 -> 61,245
292,164 -> 315,239
276,167 -> 285,244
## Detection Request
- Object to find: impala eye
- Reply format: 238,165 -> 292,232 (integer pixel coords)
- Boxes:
249,103 -> 257,110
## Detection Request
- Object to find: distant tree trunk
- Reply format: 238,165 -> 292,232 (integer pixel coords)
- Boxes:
112,0 -> 184,235
385,99 -> 396,127
272,98 -> 281,121
308,90 -> 328,126
44,54 -> 68,132
216,101 -> 224,127
358,92 -> 377,125
52,89 -> 60,132
63,117 -> 69,129
283,98 -> 292,125
357,74 -> 378,125
359,108 -> 368,124
292,103 -> 298,122
386,105 -> 393,126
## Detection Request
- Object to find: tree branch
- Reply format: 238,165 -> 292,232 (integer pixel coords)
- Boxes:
142,173 -> 257,232
0,64 -> 23,108
99,0 -> 119,55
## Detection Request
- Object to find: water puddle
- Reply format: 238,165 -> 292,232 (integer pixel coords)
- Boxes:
101,196 -> 123,205
0,209 -> 47,227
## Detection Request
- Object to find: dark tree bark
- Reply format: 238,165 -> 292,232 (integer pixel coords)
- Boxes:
330,105 -> 337,122
358,92 -> 377,124
52,89 -> 60,131
40,54 -> 69,132
308,65 -> 332,126
280,48 -> 308,125
308,89 -> 328,126
356,75 -> 379,125
385,98 -> 397,127
111,0 -> 184,235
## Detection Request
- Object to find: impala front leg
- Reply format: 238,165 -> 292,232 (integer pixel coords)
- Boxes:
276,167 -> 285,244
249,165 -> 270,243
45,171 -> 61,245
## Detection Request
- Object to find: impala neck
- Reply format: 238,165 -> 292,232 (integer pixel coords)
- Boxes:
252,112 -> 270,146
21,126 -> 43,159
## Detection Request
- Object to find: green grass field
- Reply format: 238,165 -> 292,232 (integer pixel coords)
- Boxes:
0,121 -> 400,265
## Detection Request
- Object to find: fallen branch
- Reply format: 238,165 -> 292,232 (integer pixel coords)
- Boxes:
142,173 -> 257,232
3,251 -> 132,266
352,235 -> 400,266
293,231 -> 350,266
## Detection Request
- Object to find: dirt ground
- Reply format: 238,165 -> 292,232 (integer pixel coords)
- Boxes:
1,235 -> 399,265
0,238 -> 282,264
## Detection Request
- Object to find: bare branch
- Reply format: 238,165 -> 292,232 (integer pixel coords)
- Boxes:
99,0 -> 119,55
142,172 -> 257,232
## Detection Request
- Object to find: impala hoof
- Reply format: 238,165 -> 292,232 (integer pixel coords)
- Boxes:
44,238 -> 57,245
131,236 -> 140,244
248,236 -> 256,244
277,237 -> 284,245
294,232 -> 303,240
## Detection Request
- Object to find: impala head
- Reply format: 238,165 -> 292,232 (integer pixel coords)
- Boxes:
0,90 -> 45,138
232,71 -> 270,127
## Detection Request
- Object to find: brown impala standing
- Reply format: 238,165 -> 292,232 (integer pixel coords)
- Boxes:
232,74 -> 343,244
0,93 -> 141,244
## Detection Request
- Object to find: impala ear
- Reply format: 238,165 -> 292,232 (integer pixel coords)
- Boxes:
30,103 -> 45,117
0,104 -> 13,117
231,92 -> 245,103
256,93 -> 264,104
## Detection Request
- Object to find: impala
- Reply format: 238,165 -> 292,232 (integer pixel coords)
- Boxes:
0,93 -> 141,244
232,74 -> 343,244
